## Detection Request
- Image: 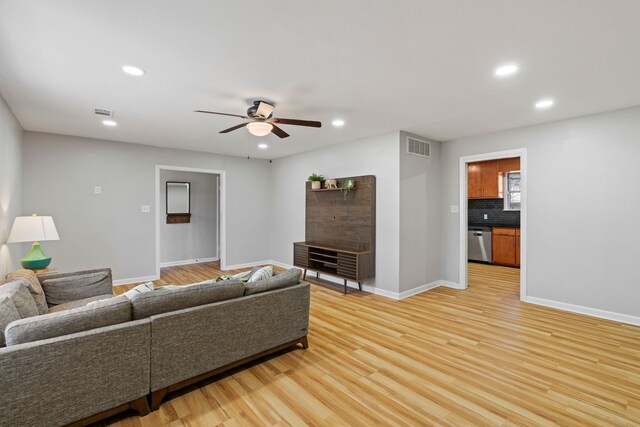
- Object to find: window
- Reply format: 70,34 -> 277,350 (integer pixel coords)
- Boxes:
504,172 -> 521,211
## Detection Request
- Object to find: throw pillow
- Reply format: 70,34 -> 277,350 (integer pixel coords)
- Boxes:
6,270 -> 48,315
0,296 -> 21,346
248,266 -> 273,283
121,282 -> 155,300
0,281 -> 39,319
243,268 -> 302,296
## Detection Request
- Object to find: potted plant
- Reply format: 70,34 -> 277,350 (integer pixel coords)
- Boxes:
308,173 -> 325,190
341,178 -> 355,200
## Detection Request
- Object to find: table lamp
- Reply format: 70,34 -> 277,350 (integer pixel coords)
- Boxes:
7,214 -> 60,270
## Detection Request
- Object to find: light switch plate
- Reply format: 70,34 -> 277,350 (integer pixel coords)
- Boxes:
94,185 -> 101,194
141,205 -> 151,213
484,214 -> 488,219
450,205 -> 459,213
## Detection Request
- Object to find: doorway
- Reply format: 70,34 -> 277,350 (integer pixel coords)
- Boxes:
458,149 -> 527,300
155,165 -> 226,278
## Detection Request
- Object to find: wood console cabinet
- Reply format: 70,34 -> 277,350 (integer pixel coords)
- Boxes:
294,242 -> 374,293
492,227 -> 520,268
294,175 -> 376,294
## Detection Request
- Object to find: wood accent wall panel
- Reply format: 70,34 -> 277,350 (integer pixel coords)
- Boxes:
305,176 -> 375,252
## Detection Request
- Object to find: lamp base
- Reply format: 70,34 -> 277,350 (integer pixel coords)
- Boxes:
20,242 -> 52,270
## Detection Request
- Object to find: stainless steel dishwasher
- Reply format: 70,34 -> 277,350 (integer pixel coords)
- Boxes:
468,227 -> 492,263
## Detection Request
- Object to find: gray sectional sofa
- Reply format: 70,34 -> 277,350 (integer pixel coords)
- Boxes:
0,267 -> 310,427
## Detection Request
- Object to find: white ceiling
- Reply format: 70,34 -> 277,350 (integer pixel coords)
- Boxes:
1,1 -> 639,159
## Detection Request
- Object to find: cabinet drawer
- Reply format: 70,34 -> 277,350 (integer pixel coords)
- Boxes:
493,227 -> 516,236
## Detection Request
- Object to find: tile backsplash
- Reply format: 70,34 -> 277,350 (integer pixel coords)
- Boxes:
468,198 -> 520,226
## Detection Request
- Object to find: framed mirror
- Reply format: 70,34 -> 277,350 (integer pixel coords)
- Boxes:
166,181 -> 191,223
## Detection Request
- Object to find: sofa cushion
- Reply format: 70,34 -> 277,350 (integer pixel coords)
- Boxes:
243,268 -> 302,296
0,296 -> 21,347
130,280 -> 244,320
47,294 -> 114,313
40,270 -> 112,306
0,281 -> 39,319
6,269 -> 48,315
4,295 -> 131,346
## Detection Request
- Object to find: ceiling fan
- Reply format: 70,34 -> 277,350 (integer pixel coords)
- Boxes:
195,100 -> 321,139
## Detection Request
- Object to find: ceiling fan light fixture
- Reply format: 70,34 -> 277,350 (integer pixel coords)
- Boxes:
247,121 -> 273,137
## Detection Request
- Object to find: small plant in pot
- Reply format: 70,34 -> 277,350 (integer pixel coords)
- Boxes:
308,173 -> 325,190
341,178 -> 355,200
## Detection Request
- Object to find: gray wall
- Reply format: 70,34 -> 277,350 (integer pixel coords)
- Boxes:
269,132 -> 401,293
0,95 -> 24,277
399,132 -> 441,292
441,106 -> 640,317
22,132 -> 271,281
159,170 -> 218,265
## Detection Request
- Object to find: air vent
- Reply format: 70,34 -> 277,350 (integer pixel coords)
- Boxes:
94,108 -> 114,118
406,136 -> 430,158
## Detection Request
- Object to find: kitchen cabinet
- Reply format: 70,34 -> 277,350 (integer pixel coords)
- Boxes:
498,157 -> 520,173
468,160 -> 498,198
515,229 -> 520,266
492,227 -> 520,267
468,157 -> 520,199
468,163 -> 482,198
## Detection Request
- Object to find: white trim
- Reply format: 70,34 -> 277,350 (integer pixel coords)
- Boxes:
397,280 -> 441,299
439,280 -> 464,290
270,260 -> 447,300
155,165 -> 226,278
159,257 -> 219,268
113,275 -> 159,286
524,296 -> 640,327
223,260 -> 273,271
459,148 -> 528,301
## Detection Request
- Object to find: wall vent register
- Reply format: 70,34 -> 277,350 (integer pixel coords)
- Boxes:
406,136 -> 431,158
93,108 -> 114,118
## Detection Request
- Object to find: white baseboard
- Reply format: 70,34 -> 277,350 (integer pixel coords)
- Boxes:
524,296 -> 640,327
396,281 -> 442,300
160,257 -> 219,268
112,275 -> 160,286
439,280 -> 465,290
223,260 -> 273,271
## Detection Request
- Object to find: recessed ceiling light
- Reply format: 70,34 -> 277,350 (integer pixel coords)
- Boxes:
494,64 -> 519,77
122,65 -> 145,76
332,119 -> 345,127
102,120 -> 117,126
258,143 -> 268,149
535,99 -> 554,109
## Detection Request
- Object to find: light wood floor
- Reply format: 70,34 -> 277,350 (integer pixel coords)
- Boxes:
105,262 -> 640,426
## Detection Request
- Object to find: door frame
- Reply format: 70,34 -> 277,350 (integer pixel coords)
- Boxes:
458,148 -> 527,300
155,165 -> 227,278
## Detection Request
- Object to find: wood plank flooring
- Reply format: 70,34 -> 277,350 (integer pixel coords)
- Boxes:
105,262 -> 640,426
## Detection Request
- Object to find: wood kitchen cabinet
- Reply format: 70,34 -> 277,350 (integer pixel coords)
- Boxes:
492,227 -> 520,267
498,157 -> 520,174
468,157 -> 520,199
468,160 -> 499,198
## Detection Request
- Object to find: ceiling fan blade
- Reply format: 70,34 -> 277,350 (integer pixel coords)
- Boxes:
270,124 -> 289,138
195,110 -> 248,119
256,102 -> 275,119
219,122 -> 248,133
271,118 -> 322,128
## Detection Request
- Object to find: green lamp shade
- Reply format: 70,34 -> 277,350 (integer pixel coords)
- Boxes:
20,242 -> 52,270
